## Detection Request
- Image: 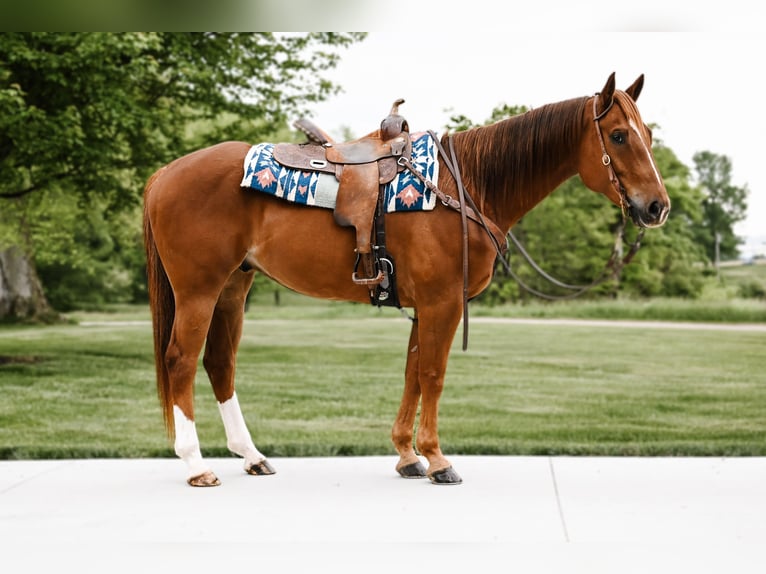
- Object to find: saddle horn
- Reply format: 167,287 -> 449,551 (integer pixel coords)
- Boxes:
381,98 -> 409,140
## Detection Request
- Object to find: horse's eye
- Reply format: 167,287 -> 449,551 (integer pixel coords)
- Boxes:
610,131 -> 626,145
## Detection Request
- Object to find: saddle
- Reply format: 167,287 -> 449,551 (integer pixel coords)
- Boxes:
272,99 -> 411,290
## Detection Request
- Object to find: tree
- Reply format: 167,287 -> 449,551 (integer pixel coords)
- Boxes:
0,32 -> 366,320
692,151 -> 748,266
621,142 -> 708,297
0,245 -> 54,322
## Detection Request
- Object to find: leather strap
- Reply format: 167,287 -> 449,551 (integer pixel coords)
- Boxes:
425,131 -> 507,254
399,131 -> 509,351
448,136 -> 470,351
592,95 -> 627,214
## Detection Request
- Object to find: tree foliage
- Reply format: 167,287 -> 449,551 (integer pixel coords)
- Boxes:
0,32 -> 364,206
0,32 -> 365,315
692,150 -> 748,263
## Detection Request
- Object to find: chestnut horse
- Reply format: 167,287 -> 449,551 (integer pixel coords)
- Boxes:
143,73 -> 669,486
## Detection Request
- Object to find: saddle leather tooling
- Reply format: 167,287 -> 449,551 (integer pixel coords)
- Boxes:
272,99 -> 411,301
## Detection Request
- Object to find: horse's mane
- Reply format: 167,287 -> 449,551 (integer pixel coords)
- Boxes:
452,96 -> 589,214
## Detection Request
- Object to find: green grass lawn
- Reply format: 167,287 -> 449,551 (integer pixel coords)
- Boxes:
1,310 -> 764,459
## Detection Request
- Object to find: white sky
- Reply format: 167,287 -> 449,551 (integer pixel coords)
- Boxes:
309,31 -> 764,254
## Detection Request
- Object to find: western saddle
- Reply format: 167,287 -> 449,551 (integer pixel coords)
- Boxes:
272,99 -> 411,299
275,100 -> 513,351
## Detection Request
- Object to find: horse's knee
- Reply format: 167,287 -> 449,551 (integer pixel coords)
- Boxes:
420,370 -> 445,394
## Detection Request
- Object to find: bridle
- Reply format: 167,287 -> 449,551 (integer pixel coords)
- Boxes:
592,94 -> 629,217
503,93 -> 645,301
398,95 -> 648,345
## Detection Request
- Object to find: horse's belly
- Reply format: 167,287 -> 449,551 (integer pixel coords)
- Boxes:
246,200 -> 370,302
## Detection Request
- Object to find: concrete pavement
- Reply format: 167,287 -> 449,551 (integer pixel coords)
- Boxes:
1,455 -> 764,572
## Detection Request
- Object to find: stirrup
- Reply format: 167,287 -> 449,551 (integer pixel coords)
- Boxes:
352,250 -> 384,286
352,269 -> 384,286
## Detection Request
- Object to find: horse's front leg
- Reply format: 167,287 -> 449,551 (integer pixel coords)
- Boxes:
392,315 -> 427,479
204,270 -> 275,477
394,301 -> 464,485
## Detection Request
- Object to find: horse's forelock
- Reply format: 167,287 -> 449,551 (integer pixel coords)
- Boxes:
614,90 -> 642,122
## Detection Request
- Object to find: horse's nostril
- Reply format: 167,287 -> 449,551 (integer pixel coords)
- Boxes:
648,200 -> 663,219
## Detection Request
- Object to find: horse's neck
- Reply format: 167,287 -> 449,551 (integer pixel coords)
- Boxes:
457,104 -> 583,233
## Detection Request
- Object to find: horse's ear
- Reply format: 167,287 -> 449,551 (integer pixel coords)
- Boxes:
625,74 -> 644,102
597,72 -> 616,116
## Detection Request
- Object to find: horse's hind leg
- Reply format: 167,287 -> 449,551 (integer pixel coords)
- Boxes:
203,270 -> 276,477
166,293 -> 221,486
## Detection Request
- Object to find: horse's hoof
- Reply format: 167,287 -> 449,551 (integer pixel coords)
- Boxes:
246,459 -> 276,476
397,461 -> 427,479
428,466 -> 463,485
187,471 -> 221,487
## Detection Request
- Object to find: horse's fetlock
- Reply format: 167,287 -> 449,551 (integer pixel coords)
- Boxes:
226,440 -> 247,455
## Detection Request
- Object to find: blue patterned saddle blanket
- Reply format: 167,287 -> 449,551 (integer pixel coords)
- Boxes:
240,131 -> 438,212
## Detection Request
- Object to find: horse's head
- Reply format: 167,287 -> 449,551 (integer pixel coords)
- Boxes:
578,72 -> 670,228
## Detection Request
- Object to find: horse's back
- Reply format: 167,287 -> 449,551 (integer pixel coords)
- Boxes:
148,140 -> 250,194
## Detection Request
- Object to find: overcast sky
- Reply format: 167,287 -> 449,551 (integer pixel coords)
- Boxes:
308,31 -> 763,255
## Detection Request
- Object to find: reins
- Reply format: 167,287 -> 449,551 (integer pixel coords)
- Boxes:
504,219 -> 644,301
399,131 -> 508,351
397,93 -> 648,345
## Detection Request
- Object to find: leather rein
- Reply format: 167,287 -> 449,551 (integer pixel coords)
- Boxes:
398,130 -> 507,351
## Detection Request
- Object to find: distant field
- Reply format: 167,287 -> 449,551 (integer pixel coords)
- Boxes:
52,258 -> 765,324
719,258 -> 766,285
1,312 -> 764,459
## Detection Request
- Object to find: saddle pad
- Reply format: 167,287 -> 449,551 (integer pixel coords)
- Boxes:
240,131 -> 438,212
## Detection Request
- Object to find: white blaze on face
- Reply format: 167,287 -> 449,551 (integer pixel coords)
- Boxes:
628,117 -> 664,188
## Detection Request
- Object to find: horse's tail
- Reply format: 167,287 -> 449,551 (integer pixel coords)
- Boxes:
143,168 -> 175,439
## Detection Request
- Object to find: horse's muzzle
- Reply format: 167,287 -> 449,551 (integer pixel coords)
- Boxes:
627,196 -> 670,228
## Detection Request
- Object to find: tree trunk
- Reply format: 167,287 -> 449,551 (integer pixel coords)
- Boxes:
0,246 -> 56,322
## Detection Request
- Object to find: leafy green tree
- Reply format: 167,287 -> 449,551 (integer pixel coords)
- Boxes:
692,151 -> 748,265
620,142 -> 707,297
0,32 -> 365,319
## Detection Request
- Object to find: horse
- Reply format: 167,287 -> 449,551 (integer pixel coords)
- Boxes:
143,72 -> 670,487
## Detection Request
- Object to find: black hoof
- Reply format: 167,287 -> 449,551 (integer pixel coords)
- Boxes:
428,466 -> 463,485
246,459 -> 276,476
397,461 -> 427,479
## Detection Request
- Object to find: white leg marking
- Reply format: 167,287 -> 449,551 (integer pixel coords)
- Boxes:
218,392 -> 266,468
173,405 -> 211,479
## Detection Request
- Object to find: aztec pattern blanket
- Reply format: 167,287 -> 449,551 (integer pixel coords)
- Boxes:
240,131 -> 439,212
